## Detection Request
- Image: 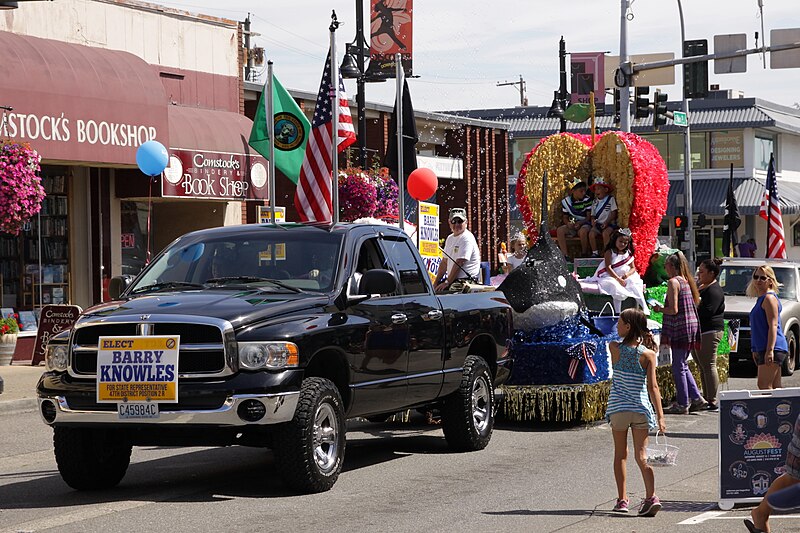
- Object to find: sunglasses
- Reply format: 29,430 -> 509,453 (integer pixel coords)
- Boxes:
450,220 -> 464,224
753,275 -> 769,282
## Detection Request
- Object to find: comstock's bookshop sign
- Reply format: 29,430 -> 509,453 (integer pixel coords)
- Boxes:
162,149 -> 269,201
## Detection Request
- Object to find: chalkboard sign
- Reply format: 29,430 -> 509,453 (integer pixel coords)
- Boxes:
31,305 -> 82,366
718,388 -> 800,510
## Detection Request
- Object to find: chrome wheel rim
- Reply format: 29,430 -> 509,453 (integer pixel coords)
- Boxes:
472,374 -> 491,433
313,403 -> 338,473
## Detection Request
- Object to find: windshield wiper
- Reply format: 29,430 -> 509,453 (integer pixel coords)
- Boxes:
130,281 -> 204,295
205,276 -> 303,293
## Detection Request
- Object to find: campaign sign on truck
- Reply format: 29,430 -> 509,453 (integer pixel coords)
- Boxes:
96,336 -> 180,404
718,388 -> 800,509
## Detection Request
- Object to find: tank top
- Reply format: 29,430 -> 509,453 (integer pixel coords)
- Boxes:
749,291 -> 789,352
661,276 -> 701,350
606,343 -> 656,430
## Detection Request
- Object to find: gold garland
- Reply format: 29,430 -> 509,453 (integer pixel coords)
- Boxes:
589,133 -> 634,227
498,356 -> 729,424
523,134 -> 592,228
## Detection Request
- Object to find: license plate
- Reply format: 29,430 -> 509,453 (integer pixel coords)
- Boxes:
118,402 -> 160,419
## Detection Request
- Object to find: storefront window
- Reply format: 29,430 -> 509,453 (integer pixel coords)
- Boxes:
755,134 -> 776,171
120,201 -> 150,276
512,138 -> 540,174
666,132 -> 708,170
710,131 -> 744,168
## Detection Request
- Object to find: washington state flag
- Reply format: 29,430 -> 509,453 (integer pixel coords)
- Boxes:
249,75 -> 311,184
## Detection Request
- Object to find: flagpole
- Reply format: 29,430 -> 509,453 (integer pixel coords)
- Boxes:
396,52 -> 405,231
767,153 -> 773,258
330,13 -> 340,225
266,60 -> 277,225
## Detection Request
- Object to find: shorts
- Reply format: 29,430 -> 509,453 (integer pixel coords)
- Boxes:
560,222 -> 588,237
592,222 -> 619,232
610,411 -> 650,431
753,350 -> 789,366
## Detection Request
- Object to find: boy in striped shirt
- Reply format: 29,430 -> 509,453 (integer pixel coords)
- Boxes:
557,181 -> 592,260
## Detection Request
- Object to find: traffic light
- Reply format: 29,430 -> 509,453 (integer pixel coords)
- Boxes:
675,215 -> 686,244
653,89 -> 668,130
683,39 -> 709,99
613,88 -> 621,126
634,86 -> 650,119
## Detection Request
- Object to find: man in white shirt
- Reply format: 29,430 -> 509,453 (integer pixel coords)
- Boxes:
434,208 -> 481,292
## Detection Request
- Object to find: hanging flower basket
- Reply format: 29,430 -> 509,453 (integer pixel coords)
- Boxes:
0,140 -> 45,235
338,167 -> 398,222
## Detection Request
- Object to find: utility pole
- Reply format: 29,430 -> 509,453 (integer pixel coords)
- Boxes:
619,0 -> 631,132
558,37 -> 567,132
497,75 -> 528,106
677,0 -> 695,271
243,14 -> 253,82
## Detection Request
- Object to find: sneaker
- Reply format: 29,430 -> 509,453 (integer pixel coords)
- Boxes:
612,498 -> 629,513
638,496 -> 662,517
591,251 -> 600,258
664,403 -> 689,415
689,398 -> 709,412
707,402 -> 719,412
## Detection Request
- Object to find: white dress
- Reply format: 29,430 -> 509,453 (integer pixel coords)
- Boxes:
580,250 -> 649,314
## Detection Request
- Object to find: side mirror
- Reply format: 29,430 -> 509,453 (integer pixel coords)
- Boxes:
359,269 -> 398,295
108,275 -> 134,300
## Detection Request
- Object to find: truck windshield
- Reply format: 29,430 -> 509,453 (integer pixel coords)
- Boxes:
128,231 -> 344,294
718,265 -> 797,300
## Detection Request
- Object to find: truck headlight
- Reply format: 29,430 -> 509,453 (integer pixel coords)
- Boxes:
238,342 -> 299,370
45,344 -> 69,372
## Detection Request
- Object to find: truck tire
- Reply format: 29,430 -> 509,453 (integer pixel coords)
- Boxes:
782,329 -> 797,377
272,377 -> 345,493
441,355 -> 494,452
53,427 -> 132,490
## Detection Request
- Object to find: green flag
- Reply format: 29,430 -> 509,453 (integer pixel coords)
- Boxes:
563,103 -> 591,123
249,75 -> 311,184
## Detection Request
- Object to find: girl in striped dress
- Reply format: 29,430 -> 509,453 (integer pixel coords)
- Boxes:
607,308 -> 666,517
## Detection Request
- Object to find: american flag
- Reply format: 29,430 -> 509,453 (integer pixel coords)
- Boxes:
759,155 -> 786,259
294,53 -> 356,222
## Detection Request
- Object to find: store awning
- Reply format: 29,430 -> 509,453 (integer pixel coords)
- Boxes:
667,177 -> 800,216
167,105 -> 257,154
0,31 -> 168,165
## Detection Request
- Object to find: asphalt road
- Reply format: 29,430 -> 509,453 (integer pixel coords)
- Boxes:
1,372 -> 800,533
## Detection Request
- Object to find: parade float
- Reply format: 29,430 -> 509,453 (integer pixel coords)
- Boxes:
498,130 -> 728,423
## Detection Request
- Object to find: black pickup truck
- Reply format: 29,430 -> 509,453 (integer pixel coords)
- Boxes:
37,222 -> 513,493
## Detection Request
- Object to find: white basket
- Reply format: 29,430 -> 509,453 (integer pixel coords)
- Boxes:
646,431 -> 679,467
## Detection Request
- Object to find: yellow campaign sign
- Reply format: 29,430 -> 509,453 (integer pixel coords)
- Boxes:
257,205 -> 286,223
418,201 -> 440,259
96,336 -> 180,403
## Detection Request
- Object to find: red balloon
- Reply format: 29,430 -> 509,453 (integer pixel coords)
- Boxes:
407,168 -> 438,201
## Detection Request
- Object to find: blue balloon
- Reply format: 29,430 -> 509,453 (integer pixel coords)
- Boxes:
136,140 -> 169,176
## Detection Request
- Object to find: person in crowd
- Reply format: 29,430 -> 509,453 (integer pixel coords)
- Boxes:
506,233 -> 528,272
556,181 -> 592,260
739,236 -> 758,258
643,252 -> 669,287
693,258 -> 725,411
498,241 -> 509,274
746,412 -> 800,532
434,208 -> 481,293
579,228 -> 649,314
652,252 -> 705,414
606,308 -> 666,517
588,177 -> 618,257
747,265 -> 788,390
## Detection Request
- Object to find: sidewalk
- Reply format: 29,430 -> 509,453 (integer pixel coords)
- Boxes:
0,364 -> 44,415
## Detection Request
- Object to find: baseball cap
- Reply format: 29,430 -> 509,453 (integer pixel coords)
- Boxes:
449,208 -> 466,222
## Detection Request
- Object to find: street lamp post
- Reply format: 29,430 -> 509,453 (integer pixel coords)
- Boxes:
341,0 -> 369,169
547,37 -> 568,133
677,0 -> 695,271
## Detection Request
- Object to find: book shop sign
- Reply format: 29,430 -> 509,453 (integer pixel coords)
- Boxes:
162,149 -> 269,201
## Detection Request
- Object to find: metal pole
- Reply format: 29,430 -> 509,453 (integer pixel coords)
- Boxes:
355,0 -> 367,168
619,0 -> 631,132
395,52 -> 405,231
330,14 -> 340,225
244,14 -> 253,82
678,0 -> 695,271
266,60 -> 277,225
558,37 -> 567,133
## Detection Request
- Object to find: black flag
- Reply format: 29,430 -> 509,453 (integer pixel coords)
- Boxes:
722,164 -> 741,257
385,79 -> 418,178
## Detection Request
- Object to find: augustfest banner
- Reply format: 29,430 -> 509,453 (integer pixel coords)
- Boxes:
97,336 -> 180,403
418,201 -> 441,282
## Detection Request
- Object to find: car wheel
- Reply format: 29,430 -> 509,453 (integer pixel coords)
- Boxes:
782,329 -> 797,377
272,377 -> 345,493
441,355 -> 494,452
53,427 -> 132,490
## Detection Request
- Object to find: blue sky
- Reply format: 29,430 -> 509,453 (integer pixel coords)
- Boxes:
159,0 -> 800,112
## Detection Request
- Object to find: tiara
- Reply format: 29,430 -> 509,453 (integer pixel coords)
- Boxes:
618,228 -> 632,237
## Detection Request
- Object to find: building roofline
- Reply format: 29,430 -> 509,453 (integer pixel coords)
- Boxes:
97,0 -> 239,28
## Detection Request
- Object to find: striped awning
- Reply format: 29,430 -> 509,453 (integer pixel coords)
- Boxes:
667,177 -> 800,216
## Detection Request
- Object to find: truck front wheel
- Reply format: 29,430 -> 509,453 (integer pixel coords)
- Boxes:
272,377 -> 346,493
442,355 -> 494,451
53,427 -> 132,490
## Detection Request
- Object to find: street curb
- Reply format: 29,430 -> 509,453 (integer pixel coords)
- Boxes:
0,398 -> 38,415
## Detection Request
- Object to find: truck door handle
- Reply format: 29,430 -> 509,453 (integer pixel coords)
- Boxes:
426,309 -> 443,320
391,313 -> 407,324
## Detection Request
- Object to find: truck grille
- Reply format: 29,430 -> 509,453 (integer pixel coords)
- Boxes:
70,321 -> 229,377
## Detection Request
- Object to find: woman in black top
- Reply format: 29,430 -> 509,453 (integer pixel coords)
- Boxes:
693,258 -> 725,410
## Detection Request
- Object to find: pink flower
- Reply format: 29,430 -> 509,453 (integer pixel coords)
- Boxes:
0,141 -> 44,235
